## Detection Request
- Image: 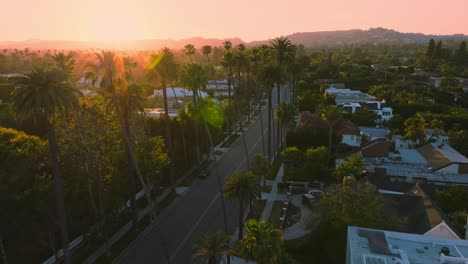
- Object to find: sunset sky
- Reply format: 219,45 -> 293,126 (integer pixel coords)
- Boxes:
2,0 -> 468,42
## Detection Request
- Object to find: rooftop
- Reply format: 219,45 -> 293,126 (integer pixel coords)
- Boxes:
347,226 -> 468,264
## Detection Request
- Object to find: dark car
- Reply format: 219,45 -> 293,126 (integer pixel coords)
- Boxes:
199,170 -> 209,179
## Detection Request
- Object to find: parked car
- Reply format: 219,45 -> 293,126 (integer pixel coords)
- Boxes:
302,193 -> 315,206
199,170 -> 209,179
308,189 -> 324,198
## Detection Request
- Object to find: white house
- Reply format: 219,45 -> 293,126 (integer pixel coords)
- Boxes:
393,129 -> 449,150
338,121 -> 362,147
206,79 -> 234,97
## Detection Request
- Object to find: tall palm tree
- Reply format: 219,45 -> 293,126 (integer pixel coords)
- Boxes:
147,48 -> 178,193
258,64 -> 281,163
202,45 -> 219,96
224,171 -> 261,240
236,219 -> 284,264
179,62 -> 207,165
222,51 -> 235,107
91,51 -> 153,220
318,105 -> 342,164
274,102 -> 296,149
192,230 -> 231,264
11,65 -> 82,264
51,52 -> 75,77
269,37 -> 296,152
184,44 -> 196,62
123,56 -> 137,81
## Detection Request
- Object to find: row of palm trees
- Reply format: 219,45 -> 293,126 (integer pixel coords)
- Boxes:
7,35 -> 301,262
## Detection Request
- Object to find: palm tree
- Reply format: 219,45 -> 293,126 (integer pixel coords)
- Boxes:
51,52 -> 75,77
147,48 -> 178,193
179,62 -> 207,165
123,56 -> 137,80
269,37 -> 296,152
222,51 -> 235,107
192,230 -> 231,264
236,219 -> 284,264
202,45 -> 219,96
318,105 -> 342,164
250,154 -> 269,187
11,65 -> 82,264
274,102 -> 296,149
258,64 -> 281,163
91,51 -> 153,220
224,171 -> 261,240
184,44 -> 196,62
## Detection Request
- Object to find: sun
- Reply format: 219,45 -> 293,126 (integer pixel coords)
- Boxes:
85,1 -> 148,41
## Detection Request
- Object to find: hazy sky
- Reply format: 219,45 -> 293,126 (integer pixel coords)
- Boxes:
2,0 -> 468,41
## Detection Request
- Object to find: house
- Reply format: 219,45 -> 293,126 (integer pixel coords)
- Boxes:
150,87 -> 209,108
393,129 -> 449,150
325,85 -> 393,121
338,121 -> 362,147
417,143 -> 468,174
359,126 -> 390,141
346,226 -> 468,264
206,79 -> 233,97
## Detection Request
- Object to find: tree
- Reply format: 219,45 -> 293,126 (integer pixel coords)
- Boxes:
281,146 -> 305,169
403,112 -> 426,144
184,44 -> 196,62
250,154 -> 270,187
259,64 -> 281,162
222,50 -> 235,106
179,62 -> 207,165
91,51 -> 153,223
147,48 -> 178,192
333,153 -> 365,180
449,130 -> 468,157
235,219 -> 284,264
275,102 -> 296,149
192,230 -> 231,264
270,37 -> 296,152
224,171 -> 261,240
11,65 -> 81,264
318,105 -> 342,163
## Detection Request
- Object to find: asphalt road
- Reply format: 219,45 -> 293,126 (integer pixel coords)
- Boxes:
116,87 -> 289,264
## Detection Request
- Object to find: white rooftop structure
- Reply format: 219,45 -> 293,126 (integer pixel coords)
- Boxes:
425,222 -> 461,240
347,226 -> 468,264
359,127 -> 390,141
145,108 -> 178,118
151,87 -> 208,98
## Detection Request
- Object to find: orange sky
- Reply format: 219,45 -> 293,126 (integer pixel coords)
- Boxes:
2,0 -> 468,42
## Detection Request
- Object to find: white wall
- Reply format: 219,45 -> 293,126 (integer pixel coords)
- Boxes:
342,134 -> 362,147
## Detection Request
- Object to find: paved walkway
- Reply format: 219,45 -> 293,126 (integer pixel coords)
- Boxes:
282,194 -> 314,240
260,163 -> 285,221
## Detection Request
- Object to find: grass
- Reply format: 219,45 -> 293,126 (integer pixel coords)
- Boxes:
268,156 -> 282,180
284,204 -> 301,229
249,200 -> 266,220
221,133 -> 240,148
262,185 -> 272,193
268,201 -> 286,229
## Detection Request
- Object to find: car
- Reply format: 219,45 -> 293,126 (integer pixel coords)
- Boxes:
199,170 -> 209,179
308,189 -> 324,198
302,193 -> 316,206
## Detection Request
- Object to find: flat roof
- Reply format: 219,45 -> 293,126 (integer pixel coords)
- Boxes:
347,226 -> 468,264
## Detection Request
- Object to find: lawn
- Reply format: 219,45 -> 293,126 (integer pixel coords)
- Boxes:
249,199 -> 266,220
268,201 -> 286,229
268,156 -> 282,180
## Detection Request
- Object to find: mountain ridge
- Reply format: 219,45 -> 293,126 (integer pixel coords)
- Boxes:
1,28 -> 467,50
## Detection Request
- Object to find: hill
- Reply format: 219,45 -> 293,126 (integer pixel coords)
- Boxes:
0,28 -> 466,50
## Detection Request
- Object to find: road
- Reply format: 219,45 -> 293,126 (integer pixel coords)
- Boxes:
116,87 -> 289,263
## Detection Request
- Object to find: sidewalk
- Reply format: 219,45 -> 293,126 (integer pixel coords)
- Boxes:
260,163 -> 285,221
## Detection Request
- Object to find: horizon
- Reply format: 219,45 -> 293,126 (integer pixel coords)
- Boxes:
2,27 -> 468,43
2,0 -> 468,42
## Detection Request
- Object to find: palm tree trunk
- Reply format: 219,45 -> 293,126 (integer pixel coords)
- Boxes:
171,87 -> 188,165
276,84 -> 281,154
0,235 -> 8,264
193,89 -> 201,165
162,83 -> 176,193
47,121 -> 71,264
238,200 -> 244,240
267,90 -> 272,162
259,105 -> 266,157
328,125 -> 333,165
108,75 -> 153,218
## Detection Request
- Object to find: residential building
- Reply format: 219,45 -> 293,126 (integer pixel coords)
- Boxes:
346,226 -> 468,264
339,121 -> 362,147
393,129 -> 449,151
206,79 -> 234,97
325,85 -> 393,121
